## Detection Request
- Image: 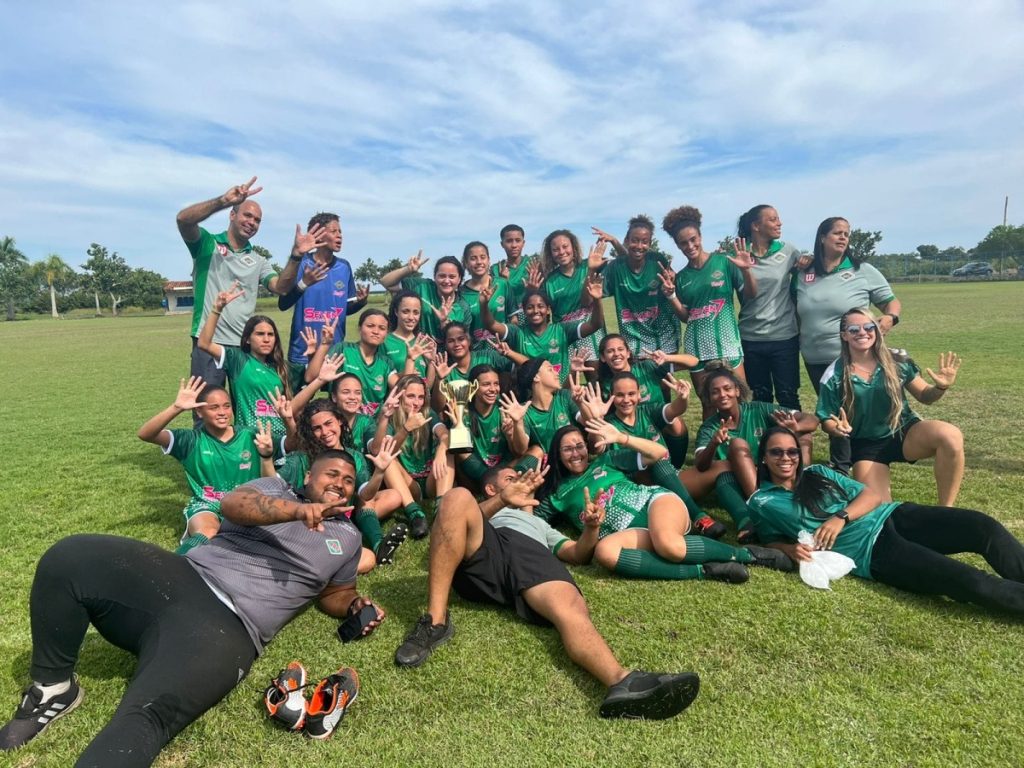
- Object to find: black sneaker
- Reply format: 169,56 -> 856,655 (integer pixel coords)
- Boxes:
737,524 -> 759,544
409,515 -> 430,540
599,670 -> 700,720
691,515 -> 727,540
395,613 -> 454,668
0,675 -> 83,751
375,523 -> 408,565
745,544 -> 796,573
702,561 -> 749,584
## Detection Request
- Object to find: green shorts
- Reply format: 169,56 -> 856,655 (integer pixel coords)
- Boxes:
692,355 -> 743,374
182,498 -> 223,524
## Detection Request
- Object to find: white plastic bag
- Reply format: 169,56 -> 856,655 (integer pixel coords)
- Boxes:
796,530 -> 855,590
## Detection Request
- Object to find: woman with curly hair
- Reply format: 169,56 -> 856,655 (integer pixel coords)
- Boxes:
661,204 -> 758,418
539,229 -> 608,360
816,308 -> 963,505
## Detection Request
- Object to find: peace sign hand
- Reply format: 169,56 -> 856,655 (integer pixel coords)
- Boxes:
662,375 -> 691,401
712,415 -> 737,447
320,313 -> 339,346
407,250 -> 429,273
828,407 -> 852,437
222,176 -> 262,205
926,352 -> 961,390
213,280 -> 245,312
727,237 -> 755,270
771,409 -> 800,432
657,264 -> 676,297
478,275 -> 495,304
380,386 -> 402,419
254,420 -> 274,458
581,487 -> 606,529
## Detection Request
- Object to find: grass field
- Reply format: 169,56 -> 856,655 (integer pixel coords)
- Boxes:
1,282 -> 1022,767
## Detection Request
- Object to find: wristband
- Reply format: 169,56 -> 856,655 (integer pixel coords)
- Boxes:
211,310 -> 222,316
934,384 -> 949,391
885,313 -> 900,326
296,278 -> 308,292
258,452 -> 273,459
289,254 -> 303,263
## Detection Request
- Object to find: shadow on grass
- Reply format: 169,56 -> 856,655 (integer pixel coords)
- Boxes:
7,635 -> 136,687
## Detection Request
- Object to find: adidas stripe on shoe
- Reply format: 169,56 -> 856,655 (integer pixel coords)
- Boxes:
0,675 -> 83,751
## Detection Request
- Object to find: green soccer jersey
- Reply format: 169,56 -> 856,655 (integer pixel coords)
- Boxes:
382,333 -> 429,379
348,413 -> 377,453
330,340 -> 397,417
441,349 -> 512,384
603,253 -> 681,358
600,360 -> 671,408
167,426 -> 264,508
504,322 -> 581,385
543,266 -> 604,359
462,277 -> 511,348
748,465 -> 900,578
695,401 -> 784,462
491,257 -> 533,316
386,410 -> 444,477
535,452 -> 661,539
278,450 -> 370,493
401,275 -> 472,342
468,403 -> 511,469
674,252 -> 744,365
816,358 -> 921,440
221,348 -> 287,442
523,390 -> 578,454
607,402 -> 671,450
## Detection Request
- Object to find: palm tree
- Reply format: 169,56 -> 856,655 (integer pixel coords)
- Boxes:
39,253 -> 73,318
0,236 -> 28,321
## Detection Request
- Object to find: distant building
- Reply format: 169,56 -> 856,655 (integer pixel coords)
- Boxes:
163,281 -> 194,314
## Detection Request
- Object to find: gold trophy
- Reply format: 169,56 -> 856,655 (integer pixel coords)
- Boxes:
439,379 -> 479,453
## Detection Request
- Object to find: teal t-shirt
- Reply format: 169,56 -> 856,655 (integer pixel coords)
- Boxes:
747,465 -> 901,578
816,358 -> 921,439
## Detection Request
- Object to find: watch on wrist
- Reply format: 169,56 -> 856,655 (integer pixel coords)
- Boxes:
885,313 -> 900,326
833,510 -> 850,523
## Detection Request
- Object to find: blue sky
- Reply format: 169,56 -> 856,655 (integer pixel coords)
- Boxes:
1,1 -> 1022,279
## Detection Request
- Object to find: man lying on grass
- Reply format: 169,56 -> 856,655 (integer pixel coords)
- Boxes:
394,466 -> 701,719
0,450 -> 382,766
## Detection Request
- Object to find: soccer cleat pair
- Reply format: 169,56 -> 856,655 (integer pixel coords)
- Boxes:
264,662 -> 359,739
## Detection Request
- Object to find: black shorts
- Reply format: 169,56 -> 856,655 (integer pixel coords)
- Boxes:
452,521 -> 578,626
851,419 -> 920,466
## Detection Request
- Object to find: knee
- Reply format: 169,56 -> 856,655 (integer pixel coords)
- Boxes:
594,540 -> 620,571
939,425 -> 964,454
436,488 -> 477,520
728,438 -> 752,461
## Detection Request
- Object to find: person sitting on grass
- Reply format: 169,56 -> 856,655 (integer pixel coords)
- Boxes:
137,376 -> 295,554
280,399 -> 409,571
0,451 -> 381,764
393,466 -> 701,720
536,421 -> 795,584
749,426 -> 1024,614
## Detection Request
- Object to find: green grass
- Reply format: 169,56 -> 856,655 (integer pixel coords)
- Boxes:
1,283 -> 1022,767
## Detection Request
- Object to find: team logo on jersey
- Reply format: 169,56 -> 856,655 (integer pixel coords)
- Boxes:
556,413 -> 569,426
216,243 -> 229,257
804,272 -> 816,283
712,270 -> 724,280
335,280 -> 345,290
241,450 -> 251,460
375,375 -> 384,384
255,400 -> 279,418
840,271 -> 854,281
239,254 -> 256,268
772,253 -> 787,263
325,539 -> 345,555
496,297 -> 506,310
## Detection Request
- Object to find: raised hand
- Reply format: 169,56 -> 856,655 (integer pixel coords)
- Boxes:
500,410 -> 515,435
293,222 -> 329,257
581,382 -> 613,417
174,376 -> 207,411
302,261 -> 329,287
431,294 -> 456,323
926,352 -> 961,390
727,237 -> 755,270
407,249 -> 428,273
771,409 -> 800,432
254,420 -> 274,458
487,337 -> 513,358
662,375 -> 691,401
499,465 -> 551,509
525,259 -> 543,290
213,280 -> 245,312
712,415 -> 737,447
657,264 -> 676,297
478,274 -> 496,305
300,326 -> 318,357
433,351 -> 455,380
568,370 -> 586,402
498,260 -> 510,280
404,410 -> 429,432
585,417 -> 623,449
272,388 -> 293,423
317,352 -> 346,382
827,407 -> 852,437
320,313 -> 339,346
296,499 -> 354,532
590,227 -> 621,250
498,391 -> 530,423
223,176 -> 262,206
581,487 -> 606,529
587,239 -> 610,271
368,434 -> 402,472
407,333 -> 434,362
569,348 -> 590,376
380,386 -> 402,420
585,272 -> 604,301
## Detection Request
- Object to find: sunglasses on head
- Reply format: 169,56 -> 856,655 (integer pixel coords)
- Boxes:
843,322 -> 877,335
766,447 -> 800,459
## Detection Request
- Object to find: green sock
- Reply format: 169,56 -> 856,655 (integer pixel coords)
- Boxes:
614,548 -> 704,580
681,535 -> 753,564
649,459 -> 705,519
175,533 -> 208,555
354,507 -> 384,552
715,472 -> 752,529
514,455 -> 539,473
404,502 -> 425,521
665,432 -> 689,468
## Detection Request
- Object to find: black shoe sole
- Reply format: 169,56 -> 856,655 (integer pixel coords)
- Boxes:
600,673 -> 700,720
376,524 -> 408,565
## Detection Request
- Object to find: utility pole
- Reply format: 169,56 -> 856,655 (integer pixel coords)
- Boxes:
1004,196 -> 1009,227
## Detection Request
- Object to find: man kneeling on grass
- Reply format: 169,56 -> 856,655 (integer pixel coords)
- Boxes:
394,466 -> 700,719
0,450 -> 381,766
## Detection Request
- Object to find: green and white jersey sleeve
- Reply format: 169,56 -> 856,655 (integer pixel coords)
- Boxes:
738,240 -> 801,342
674,252 -> 744,365
167,426 -> 264,507
816,358 -> 921,439
603,253 -> 681,358
221,347 -> 287,441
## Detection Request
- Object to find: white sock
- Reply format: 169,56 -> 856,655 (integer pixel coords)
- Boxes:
34,679 -> 71,700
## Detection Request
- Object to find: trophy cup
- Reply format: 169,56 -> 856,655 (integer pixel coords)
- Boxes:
439,378 -> 479,453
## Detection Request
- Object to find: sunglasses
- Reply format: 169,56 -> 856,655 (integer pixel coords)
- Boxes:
843,323 -> 877,335
766,447 -> 800,459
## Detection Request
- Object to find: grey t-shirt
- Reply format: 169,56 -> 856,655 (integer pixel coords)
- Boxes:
738,240 -> 801,342
490,506 -> 569,553
185,477 -> 361,653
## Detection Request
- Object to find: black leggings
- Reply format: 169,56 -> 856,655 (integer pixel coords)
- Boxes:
29,535 -> 257,768
870,503 -> 1024,614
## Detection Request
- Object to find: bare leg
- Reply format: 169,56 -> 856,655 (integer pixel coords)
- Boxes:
853,460 -> 893,502
425,488 -> 485,622
646,495 -> 690,562
904,420 -> 965,506
187,511 -> 220,540
521,580 -> 627,687
369,489 -> 403,520
678,458 -> 730,498
357,547 -> 377,575
725,437 -> 757,497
